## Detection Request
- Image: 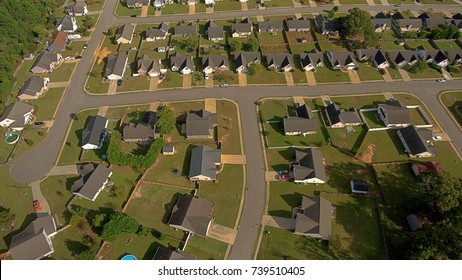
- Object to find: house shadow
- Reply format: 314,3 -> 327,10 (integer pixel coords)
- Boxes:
181,144 -> 196,178
326,161 -> 370,193
162,192 -> 183,224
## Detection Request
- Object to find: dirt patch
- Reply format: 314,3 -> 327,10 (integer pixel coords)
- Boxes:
131,184 -> 145,200
338,132 -> 346,139
164,135 -> 173,143
219,116 -> 233,143
97,47 -> 111,65
358,144 -> 376,164
260,44 -> 290,55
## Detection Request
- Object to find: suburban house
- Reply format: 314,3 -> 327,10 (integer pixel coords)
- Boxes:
188,146 -> 221,181
81,115 -> 108,149
258,20 -> 284,33
115,24 -> 136,44
134,55 -> 166,77
18,77 -> 50,100
126,0 -> 150,8
202,55 -> 229,74
30,52 -> 62,74
449,19 -> 462,32
205,21 -> 224,41
185,109 -> 217,139
356,49 -> 389,69
56,15 -> 77,32
162,145 -> 175,155
423,18 -> 449,29
23,53 -> 35,61
292,148 -> 327,184
168,194 -> 213,237
285,18 -> 310,32
378,99 -> 411,127
231,18 -> 253,38
324,103 -> 362,128
417,49 -> 449,67
104,52 -> 128,80
145,22 -> 169,41
123,111 -> 157,142
350,179 -> 369,194
65,1 -> 88,16
327,51 -> 357,70
283,104 -> 318,136
294,195 -> 332,240
174,22 -> 197,37
299,52 -> 324,71
205,0 -> 215,7
387,50 -> 419,68
266,54 -> 294,72
411,161 -> 443,176
445,49 -> 462,65
170,55 -> 195,74
153,247 -> 197,260
9,215 -> 57,260
314,14 -> 339,36
397,125 -> 436,158
0,102 -> 34,131
178,0 -> 197,4
391,12 -> 404,20
71,163 -> 113,201
234,52 -> 261,73
393,18 -> 423,32
372,13 -> 392,32
47,31 -> 68,52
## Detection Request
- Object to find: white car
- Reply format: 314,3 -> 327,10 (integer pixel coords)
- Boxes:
432,134 -> 442,141
205,73 -> 210,80
67,34 -> 81,40
436,79 -> 446,83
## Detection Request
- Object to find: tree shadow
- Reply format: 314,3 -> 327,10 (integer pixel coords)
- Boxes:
3,212 -> 37,249
127,110 -> 145,124
65,240 -> 90,258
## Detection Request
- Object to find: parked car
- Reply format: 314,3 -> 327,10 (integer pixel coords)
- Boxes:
205,73 -> 210,80
117,79 -> 123,86
436,79 -> 446,83
379,68 -> 386,75
67,34 -> 81,40
33,200 -> 41,212
220,83 -> 228,88
432,134 -> 442,141
278,170 -> 289,175
278,174 -> 292,181
34,121 -> 45,126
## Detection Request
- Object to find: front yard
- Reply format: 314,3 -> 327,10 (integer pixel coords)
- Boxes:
28,87 -> 65,120
48,62 -> 77,82
314,67 -> 350,84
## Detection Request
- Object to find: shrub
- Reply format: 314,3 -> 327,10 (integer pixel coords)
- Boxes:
101,213 -> 139,242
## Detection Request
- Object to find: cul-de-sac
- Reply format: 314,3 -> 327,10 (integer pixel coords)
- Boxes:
1,0 -> 462,260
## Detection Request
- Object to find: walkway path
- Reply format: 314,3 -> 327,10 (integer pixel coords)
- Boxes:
261,215 -> 295,230
221,154 -> 247,164
399,68 -> 412,81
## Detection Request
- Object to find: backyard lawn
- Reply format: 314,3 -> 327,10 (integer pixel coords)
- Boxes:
317,41 -> 348,52
86,60 -> 109,94
328,125 -> 368,153
433,40 -> 461,51
51,222 -> 101,260
361,110 -> 386,129
259,98 -> 295,121
405,40 -> 434,51
357,130 -> 408,163
439,91 -> 462,125
29,87 -> 65,120
40,175 -> 78,225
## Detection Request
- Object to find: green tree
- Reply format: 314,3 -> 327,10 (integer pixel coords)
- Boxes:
418,172 -> 462,213
70,215 -> 84,228
248,63 -> 262,75
342,8 -> 376,46
106,28 -> 113,36
83,17 -> 95,29
101,213 -> 140,242
32,26 -> 47,41
92,213 -> 107,228
156,106 -> 175,134
0,206 -> 11,228
244,36 -> 259,52
230,39 -> 242,52
406,59 -> 428,74
184,35 -> 198,52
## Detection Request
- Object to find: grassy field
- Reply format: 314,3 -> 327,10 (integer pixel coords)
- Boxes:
115,2 -> 141,17
40,175 -> 78,224
433,40 -> 461,51
8,127 -> 48,162
186,235 -> 228,260
362,110 -> 386,129
439,91 -> 462,125
314,67 -> 350,83
213,1 -> 242,12
356,64 -> 384,81
247,68 -> 287,85
357,130 -> 408,163
29,87 -> 65,120
161,3 -> 189,15
51,222 -> 101,260
405,40 -> 435,51
86,60 -> 109,94
217,100 -> 242,155
116,76 -> 150,93
158,71 -> 183,88
258,32 -> 286,45
329,125 -> 368,153
317,41 -> 348,52
48,62 -> 76,82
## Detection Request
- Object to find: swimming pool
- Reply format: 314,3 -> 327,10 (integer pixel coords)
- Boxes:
121,255 -> 137,260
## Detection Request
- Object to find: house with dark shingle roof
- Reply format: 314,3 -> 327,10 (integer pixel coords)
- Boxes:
231,18 -> 253,38
126,0 -> 150,8
285,18 -> 310,32
393,18 -> 423,32
258,20 -> 284,33
153,247 -> 197,260
205,21 -> 224,41
324,103 -> 362,128
56,14 -> 77,32
327,51 -> 357,70
18,77 -> 50,100
0,102 -> 34,131
386,50 -> 419,68
445,50 -> 462,65
115,24 -> 136,44
145,22 -> 169,41
294,196 -> 332,240
47,31 -> 68,52
378,98 -> 411,127
292,148 -> 326,184
398,125 -> 435,158
283,105 -> 318,136
65,1 -> 88,16
30,52 -> 63,74
104,52 -> 128,80
185,109 -> 217,139
234,52 -> 261,73
81,115 -> 108,149
300,52 -> 324,71
417,49 -> 449,67
168,194 -> 213,236
9,215 -> 57,260
423,18 -> 449,29
71,163 -> 113,201
134,54 -> 166,77
314,14 -> 339,36
356,49 -> 389,69
266,54 -> 294,72
202,55 -> 229,74
123,111 -> 157,142
170,54 -> 195,74
189,146 -> 221,181
372,13 -> 392,32
174,22 -> 197,37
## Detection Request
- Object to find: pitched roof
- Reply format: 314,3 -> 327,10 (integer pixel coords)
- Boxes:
174,22 -> 196,36
66,1 -> 87,14
258,20 -> 284,31
387,50 -> 419,65
31,52 -> 61,72
418,49 -> 448,64
168,194 -> 213,236
71,164 -> 112,200
104,52 -> 128,78
57,15 -> 75,31
283,117 -> 318,134
300,52 -> 324,68
9,215 -> 56,260
153,247 -> 197,260
328,51 -> 356,67
189,146 -> 221,180
285,18 -> 310,30
325,103 -> 361,125
127,0 -> 150,5
356,49 -> 388,66
123,123 -> 155,141
202,55 -> 229,69
314,14 -> 338,33
234,52 -> 261,68
293,148 -> 326,182
295,196 -> 332,239
372,18 -> 393,29
19,77 -> 47,97
391,12 -> 404,20
445,49 -> 462,63
231,21 -> 252,33
137,54 -> 162,74
81,115 -> 108,147
379,99 -> 411,125
185,109 -> 217,137
162,145 -> 175,153
266,54 -> 294,69
146,27 -> 167,39
423,18 -> 448,28
395,18 -> 423,29
399,125 -> 435,156
115,24 -> 135,41
0,102 -> 34,127
207,26 -> 224,39
48,31 -> 68,51
296,104 -> 313,119
170,55 -> 194,71
413,161 -> 443,174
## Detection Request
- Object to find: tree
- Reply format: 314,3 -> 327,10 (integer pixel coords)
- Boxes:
83,17 -> 95,29
92,213 -> 107,228
184,35 -> 198,52
101,213 -> 140,242
156,106 -> 175,134
230,39 -> 242,52
32,26 -> 47,41
0,206 -> 11,229
106,28 -> 113,36
137,225 -> 150,236
418,171 -> 462,213
406,59 -> 428,74
244,36 -> 259,52
342,8 -> 376,46
110,185 -> 124,198
248,63 -> 262,75
70,215 -> 84,228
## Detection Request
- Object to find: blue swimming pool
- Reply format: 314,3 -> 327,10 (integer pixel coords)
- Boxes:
121,255 -> 137,260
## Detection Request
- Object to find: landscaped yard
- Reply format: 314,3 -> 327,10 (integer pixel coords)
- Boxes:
158,71 -> 183,88
259,98 -> 295,121
433,40 -> 461,51
41,175 -> 78,224
86,59 -> 109,94
29,87 -> 65,120
329,125 -> 368,153
440,91 -> 462,125
51,223 -> 101,260
314,67 -> 350,84
48,62 -> 77,82
330,95 -> 387,109
213,0 -> 242,11
356,64 -> 384,81
247,68 -> 287,85
405,40 -> 434,51
217,100 -> 242,154
10,127 -> 48,162
161,3 -> 189,15
186,235 -> 228,260
317,40 -> 348,52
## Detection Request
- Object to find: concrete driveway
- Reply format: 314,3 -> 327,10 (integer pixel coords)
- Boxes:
284,72 -> 295,86
262,215 -> 295,230
207,223 -> 237,245
305,71 -> 317,86
149,76 -> 159,91
182,74 -> 191,89
347,69 -> 361,84
221,154 -> 247,164
238,72 -> 247,86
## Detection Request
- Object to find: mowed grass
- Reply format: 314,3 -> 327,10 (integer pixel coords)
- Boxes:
217,100 -> 242,155
247,68 -> 287,84
213,1 -> 242,12
433,40 -> 461,51
28,87 -> 65,120
314,67 -> 350,83
48,62 -> 77,82
51,223 -> 101,260
356,64 -> 384,81
407,67 -> 443,80
260,98 -> 295,121
357,130 -> 408,163
330,95 -> 387,109
186,235 -> 228,260
40,174 -> 78,225
328,125 -> 368,153
439,91 -> 462,124
158,71 -> 183,89
86,60 -> 109,94
405,40 -> 434,51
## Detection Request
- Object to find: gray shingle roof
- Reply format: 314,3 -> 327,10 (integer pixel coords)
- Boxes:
328,51 -> 357,67
399,125 -> 435,156
31,52 -> 61,72
57,15 -> 76,31
81,115 -> 108,147
387,50 -> 419,66
445,50 -> 462,63
168,194 -> 213,236
170,55 -> 194,72
104,52 -> 128,78
285,18 -> 310,31
295,196 -> 332,239
356,49 -> 388,67
137,54 -> 162,75
0,102 -> 34,127
19,77 -> 47,97
71,164 -> 112,200
234,52 -> 261,68
325,103 -> 361,125
394,18 -> 423,29
258,20 -> 284,32
207,26 -> 224,40
300,52 -> 324,69
372,18 -> 392,29
115,24 -> 135,42
266,54 -> 294,69
231,22 -> 252,34
123,123 -> 155,141
283,117 -> 318,134
185,109 -> 217,138
202,55 -> 229,69
293,148 -> 326,182
379,99 -> 411,125
189,145 -> 221,180
153,247 -> 197,260
174,22 -> 196,36
314,14 -> 338,33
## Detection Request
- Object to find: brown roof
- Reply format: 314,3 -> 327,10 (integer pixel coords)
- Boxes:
48,31 -> 68,51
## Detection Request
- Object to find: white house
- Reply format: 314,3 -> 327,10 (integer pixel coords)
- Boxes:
0,102 -> 34,131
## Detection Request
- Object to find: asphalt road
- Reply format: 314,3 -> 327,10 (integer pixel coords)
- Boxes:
8,2 -> 462,260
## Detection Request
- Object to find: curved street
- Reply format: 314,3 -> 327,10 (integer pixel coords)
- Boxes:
8,1 -> 462,259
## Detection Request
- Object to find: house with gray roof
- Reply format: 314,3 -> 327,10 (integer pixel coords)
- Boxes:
57,14 -> 77,32
449,19 -> 462,32
126,0 -> 150,8
123,111 -> 157,142
65,1 -> 88,16
445,49 -> 462,65
292,148 -> 326,184
300,52 -> 324,71
202,55 -> 229,74
283,105 -> 318,136
387,50 -> 419,68
314,14 -> 339,36
153,247 -> 197,260
327,51 -> 357,70
104,52 -> 128,80
30,52 -> 62,74
71,163 -> 113,201
189,146 -> 221,181
115,24 -> 136,44
356,49 -> 389,69
393,18 -> 423,32
423,18 -> 449,29
417,49 -> 449,67
81,115 -> 108,149
18,77 -> 50,100
231,18 -> 253,38
398,125 -> 435,158
0,102 -> 34,131
146,22 -> 169,41
378,99 -> 411,127
170,54 -> 194,74
234,52 -> 261,73
372,13 -> 392,32
205,21 -> 224,41
266,54 -> 294,72
258,20 -> 284,33
285,18 -> 310,32
174,22 -> 197,37
168,194 -> 213,236
9,215 -> 57,260
185,109 -> 217,139
134,54 -> 165,77
294,196 -> 332,240
324,103 -> 362,128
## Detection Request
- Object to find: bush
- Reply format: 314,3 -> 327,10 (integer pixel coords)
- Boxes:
24,139 -> 33,146
448,65 -> 461,74
101,213 -> 140,242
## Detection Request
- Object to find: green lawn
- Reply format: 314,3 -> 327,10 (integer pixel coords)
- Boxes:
217,100 -> 242,155
41,175 -> 78,224
357,130 -> 408,163
88,1 -> 105,11
86,60 -> 109,94
289,43 -> 317,54
409,107 -> 430,125
361,110 -> 387,129
10,127 -> 48,162
314,67 -> 350,84
356,64 -> 384,81
257,226 -> 336,260
393,93 -> 438,127
257,32 -> 286,45
51,222 -> 101,260
407,67 -> 443,80
429,141 -> 462,176
387,67 -> 403,80
0,127 -> 18,163
374,163 -> 416,207
115,2 -> 141,17
186,235 -> 228,260
247,68 -> 287,85
213,70 -> 239,85
116,76 -> 150,93
329,125 -> 368,153
28,87 -> 65,120
377,40 -> 406,51
339,0 -> 367,3
317,41 -> 348,52
292,68 -> 307,84
161,3 -> 189,14
61,40 -> 87,58
260,99 -> 295,121
439,91 -> 462,125
158,71 -> 183,88
213,0 -> 242,11
331,95 -> 387,109
163,101 -> 205,142
264,0 -> 294,7
405,40 -> 435,51
434,40 -> 461,51
48,62 -> 76,82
